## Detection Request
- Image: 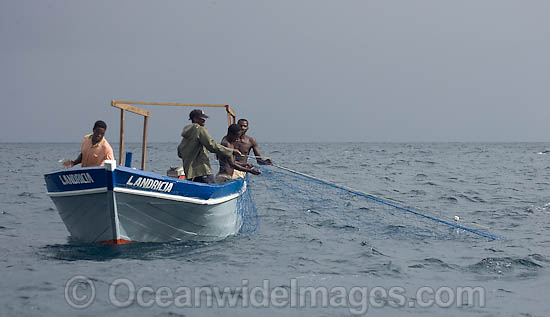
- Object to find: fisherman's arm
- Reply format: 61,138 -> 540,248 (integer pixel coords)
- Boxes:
250,137 -> 272,165
105,144 -> 115,160
64,153 -> 82,167
231,160 -> 261,175
223,157 -> 260,175
217,138 -> 232,161
198,127 -> 241,158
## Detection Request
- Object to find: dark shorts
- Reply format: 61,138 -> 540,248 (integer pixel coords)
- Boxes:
191,174 -> 216,184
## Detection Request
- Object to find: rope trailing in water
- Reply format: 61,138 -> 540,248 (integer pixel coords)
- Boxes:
266,163 -> 503,240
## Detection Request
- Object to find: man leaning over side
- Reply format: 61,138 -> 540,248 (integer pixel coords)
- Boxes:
177,109 -> 242,184
216,123 -> 261,183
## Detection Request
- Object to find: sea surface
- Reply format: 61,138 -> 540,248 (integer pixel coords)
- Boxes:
1,142 -> 549,316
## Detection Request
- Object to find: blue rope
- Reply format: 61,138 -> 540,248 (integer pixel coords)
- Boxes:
264,164 -> 504,241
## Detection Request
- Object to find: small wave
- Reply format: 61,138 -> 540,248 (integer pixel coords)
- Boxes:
331,165 -> 347,169
411,258 -> 457,270
17,192 -> 41,199
525,204 -> 550,213
457,194 -> 486,203
267,207 -> 287,212
485,247 -> 504,253
17,283 -> 56,292
297,256 -> 320,264
305,209 -> 320,215
309,238 -> 323,245
383,224 -> 407,235
528,254 -> 550,263
408,189 -> 427,196
414,173 -> 428,180
312,219 -> 358,231
422,181 -> 438,186
467,257 -> 543,276
414,160 -> 437,165
439,196 -> 458,203
311,160 -> 330,165
334,224 -> 358,231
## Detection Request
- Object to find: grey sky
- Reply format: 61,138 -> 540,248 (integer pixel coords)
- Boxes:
1,0 -> 549,143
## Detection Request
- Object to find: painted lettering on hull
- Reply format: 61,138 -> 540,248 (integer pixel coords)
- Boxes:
125,176 -> 174,193
59,173 -> 94,185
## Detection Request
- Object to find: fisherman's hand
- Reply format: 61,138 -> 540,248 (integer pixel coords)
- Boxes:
62,160 -> 74,168
250,168 -> 261,175
244,163 -> 253,169
232,149 -> 243,157
258,157 -> 273,165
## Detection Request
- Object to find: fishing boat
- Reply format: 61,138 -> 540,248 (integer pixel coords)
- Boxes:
44,101 -> 249,244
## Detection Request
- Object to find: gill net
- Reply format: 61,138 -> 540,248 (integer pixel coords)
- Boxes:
249,164 -> 502,241
236,175 -> 259,234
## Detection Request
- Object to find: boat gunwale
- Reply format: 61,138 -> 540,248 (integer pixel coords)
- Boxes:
45,165 -> 246,203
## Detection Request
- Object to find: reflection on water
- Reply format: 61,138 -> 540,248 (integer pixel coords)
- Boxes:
41,238 -> 212,262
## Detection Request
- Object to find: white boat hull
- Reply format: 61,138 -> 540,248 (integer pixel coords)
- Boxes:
45,161 -> 246,244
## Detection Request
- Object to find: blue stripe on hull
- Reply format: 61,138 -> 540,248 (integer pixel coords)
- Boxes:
45,166 -> 244,200
113,166 -> 243,200
44,165 -> 246,243
45,167 -> 107,193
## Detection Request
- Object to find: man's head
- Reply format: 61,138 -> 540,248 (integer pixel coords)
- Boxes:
189,109 -> 209,126
237,119 -> 248,135
226,124 -> 242,142
92,120 -> 107,144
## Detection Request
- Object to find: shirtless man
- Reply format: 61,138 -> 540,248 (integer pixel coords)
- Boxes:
234,119 -> 272,165
216,124 -> 261,183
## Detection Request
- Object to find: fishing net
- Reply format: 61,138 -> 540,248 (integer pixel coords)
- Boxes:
236,175 -> 259,234
207,160 -> 258,235
250,165 -> 501,241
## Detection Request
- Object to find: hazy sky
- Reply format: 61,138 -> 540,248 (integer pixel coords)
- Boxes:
1,0 -> 549,143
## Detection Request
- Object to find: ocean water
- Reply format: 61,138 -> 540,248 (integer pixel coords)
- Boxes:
1,142 -> 549,316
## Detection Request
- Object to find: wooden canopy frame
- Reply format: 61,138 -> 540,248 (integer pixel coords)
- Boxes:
111,100 -> 236,170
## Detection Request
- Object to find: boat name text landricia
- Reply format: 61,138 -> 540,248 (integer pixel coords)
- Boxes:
59,173 -> 95,185
125,176 -> 174,193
